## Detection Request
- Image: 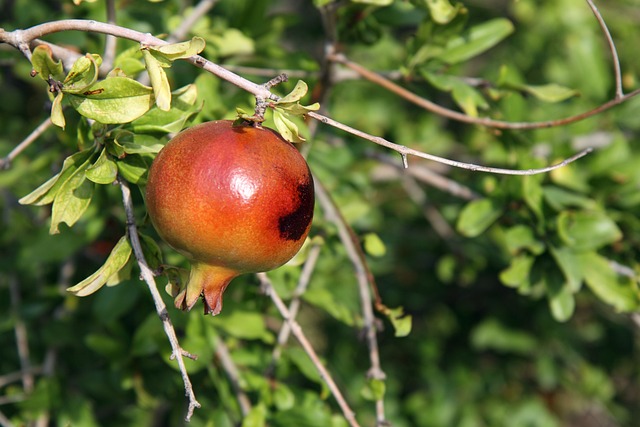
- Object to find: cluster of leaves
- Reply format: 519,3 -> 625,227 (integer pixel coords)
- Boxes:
2,0 -> 640,426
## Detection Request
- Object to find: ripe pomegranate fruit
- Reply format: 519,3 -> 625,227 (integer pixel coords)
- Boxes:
145,120 -> 314,315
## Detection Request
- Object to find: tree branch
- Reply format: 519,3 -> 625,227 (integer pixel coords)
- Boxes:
257,272 -> 361,427
308,111 -> 594,175
267,242 -> 323,375
0,117 -> 52,170
313,177 -> 387,425
213,335 -> 252,417
586,0 -> 623,99
118,179 -> 201,421
329,52 -> 640,130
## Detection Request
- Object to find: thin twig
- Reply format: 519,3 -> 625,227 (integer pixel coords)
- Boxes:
329,52 -> 640,130
9,275 -> 34,394
0,19 -> 274,101
0,367 -> 42,389
313,177 -> 387,425
0,410 -> 14,427
0,20 -> 596,175
213,335 -> 252,417
308,111 -> 594,175
267,243 -> 323,374
257,272 -> 361,427
586,0 -> 623,99
167,0 -> 219,43
101,0 -> 117,72
0,117 -> 52,170
369,152 -> 480,200
119,179 -> 201,421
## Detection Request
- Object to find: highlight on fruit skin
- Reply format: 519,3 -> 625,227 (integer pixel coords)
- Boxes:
145,120 -> 314,315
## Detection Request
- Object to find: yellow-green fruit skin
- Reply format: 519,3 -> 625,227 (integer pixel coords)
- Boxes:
145,120 -> 314,314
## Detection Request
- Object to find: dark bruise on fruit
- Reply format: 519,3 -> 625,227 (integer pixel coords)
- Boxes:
145,120 -> 314,315
279,180 -> 315,241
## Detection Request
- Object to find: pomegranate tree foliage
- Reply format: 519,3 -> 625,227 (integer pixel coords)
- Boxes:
2,0 -> 640,425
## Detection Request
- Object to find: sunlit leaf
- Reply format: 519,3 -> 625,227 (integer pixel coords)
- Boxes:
141,49 -> 171,111
85,148 -> 117,184
67,236 -> 132,296
63,53 -> 102,94
31,45 -> 64,81
19,149 -> 94,206
50,93 -> 66,129
49,162 -> 95,234
425,0 -> 464,24
273,108 -> 305,143
152,37 -> 206,60
66,77 -> 154,123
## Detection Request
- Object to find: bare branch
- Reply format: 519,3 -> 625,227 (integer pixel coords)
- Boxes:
101,0 -> 117,72
267,242 -> 323,373
167,0 -> 219,43
0,19 -> 274,100
586,0 -> 624,99
369,152 -> 480,200
257,272 -> 361,427
9,275 -> 34,394
0,117 -> 52,170
313,178 -> 387,425
328,53 -> 640,130
118,179 -> 201,421
308,111 -> 594,175
213,335 -> 252,417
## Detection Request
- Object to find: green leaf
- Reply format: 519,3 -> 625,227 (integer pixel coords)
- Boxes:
128,84 -> 200,133
425,0 -> 464,24
142,49 -> 171,111
363,232 -> 386,257
242,404 -> 267,427
85,148 -> 117,184
62,54 -> 102,94
557,210 -> 622,251
520,83 -> 579,103
456,198 -> 503,237
361,378 -> 386,401
18,149 -> 94,206
437,18 -> 514,64
66,77 -> 154,124
50,93 -> 66,129
113,132 -> 164,155
116,154 -> 150,185
31,45 -> 64,81
499,254 -> 535,289
272,382 -> 295,411
273,108 -> 305,143
67,235 -> 132,296
580,252 -> 640,312
49,161 -> 95,234
543,185 -> 596,211
544,269 -> 575,322
549,246 -> 584,293
277,80 -> 310,104
151,37 -> 206,60
503,225 -> 545,256
424,72 -> 487,116
350,0 -> 393,6
379,306 -> 412,337
471,318 -> 537,354
213,311 -> 273,343
303,287 -> 355,326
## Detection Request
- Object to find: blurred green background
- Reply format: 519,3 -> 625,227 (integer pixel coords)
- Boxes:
2,0 -> 640,426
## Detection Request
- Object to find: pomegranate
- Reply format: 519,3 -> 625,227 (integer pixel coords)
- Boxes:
145,120 -> 314,315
